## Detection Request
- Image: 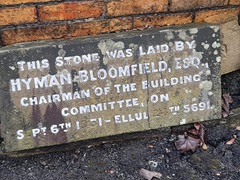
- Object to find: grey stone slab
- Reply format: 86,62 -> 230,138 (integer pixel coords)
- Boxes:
0,24 -> 221,153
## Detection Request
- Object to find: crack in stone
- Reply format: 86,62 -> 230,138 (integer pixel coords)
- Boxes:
144,63 -> 150,128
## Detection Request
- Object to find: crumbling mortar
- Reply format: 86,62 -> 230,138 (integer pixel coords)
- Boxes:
36,4 -> 41,24
144,67 -> 151,128
0,31 -> 3,47
167,0 -> 172,12
99,0 -> 107,20
238,13 -> 240,25
0,1 -> 64,8
192,12 -> 196,23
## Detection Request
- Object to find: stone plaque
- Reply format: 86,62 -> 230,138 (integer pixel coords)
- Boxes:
0,24 -> 221,153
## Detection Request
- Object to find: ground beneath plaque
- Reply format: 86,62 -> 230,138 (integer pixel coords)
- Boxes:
0,116 -> 240,180
0,70 -> 240,180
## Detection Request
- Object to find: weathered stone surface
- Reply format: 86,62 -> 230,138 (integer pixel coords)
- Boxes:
221,17 -> 240,74
0,24 -> 221,153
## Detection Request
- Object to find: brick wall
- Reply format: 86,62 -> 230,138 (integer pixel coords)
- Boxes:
0,0 -> 239,46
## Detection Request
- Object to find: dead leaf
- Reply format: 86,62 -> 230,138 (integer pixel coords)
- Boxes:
194,122 -> 201,131
139,168 -> 162,180
187,128 -> 199,136
188,123 -> 207,144
175,132 -> 201,153
175,123 -> 207,153
226,138 -> 235,145
222,111 -> 229,118
198,123 -> 207,144
148,145 -> 154,148
202,143 -> 208,150
222,93 -> 234,118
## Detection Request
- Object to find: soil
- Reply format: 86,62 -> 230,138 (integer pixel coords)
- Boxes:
0,71 -> 240,180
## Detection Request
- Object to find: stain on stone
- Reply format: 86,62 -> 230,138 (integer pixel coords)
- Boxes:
31,103 -> 42,147
48,59 -> 57,75
129,43 -> 140,63
43,102 -> 67,145
71,69 -> 79,92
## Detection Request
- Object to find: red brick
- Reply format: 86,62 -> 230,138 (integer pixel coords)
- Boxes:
0,0 -> 61,5
211,0 -> 229,6
195,8 -> 240,23
229,0 -> 240,5
109,18 -> 133,32
1,24 -> 68,45
0,6 -> 37,26
69,18 -> 132,37
133,13 -> 193,29
107,0 -> 168,17
39,2 -> 104,22
170,0 -> 228,11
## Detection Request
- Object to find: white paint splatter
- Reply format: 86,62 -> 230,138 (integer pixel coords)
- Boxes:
199,81 -> 213,91
206,70 -> 211,75
214,50 -> 218,55
189,28 -> 198,34
192,98 -> 197,102
212,41 -> 221,48
178,31 -> 187,40
58,48 -> 66,57
216,56 -> 221,62
165,31 -> 174,40
129,43 -> 138,50
208,91 -> 213,96
204,44 -> 209,50
9,66 -> 15,70
169,42 -> 173,47
106,80 -> 112,87
102,57 -> 108,65
213,108 -> 218,113
192,50 -> 203,61
210,26 -> 220,33
97,39 -> 125,56
180,119 -> 187,125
